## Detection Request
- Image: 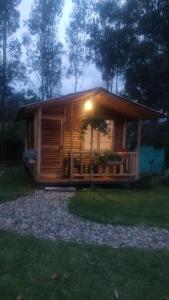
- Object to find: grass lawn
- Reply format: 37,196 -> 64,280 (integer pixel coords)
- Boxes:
0,165 -> 34,203
69,182 -> 169,228
0,166 -> 169,299
0,231 -> 169,300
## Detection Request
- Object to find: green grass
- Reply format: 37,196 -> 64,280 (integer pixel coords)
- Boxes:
0,230 -> 169,300
69,182 -> 169,228
0,169 -> 169,299
0,166 -> 34,203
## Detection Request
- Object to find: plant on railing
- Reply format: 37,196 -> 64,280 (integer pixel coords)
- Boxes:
93,151 -> 122,164
80,116 -> 110,139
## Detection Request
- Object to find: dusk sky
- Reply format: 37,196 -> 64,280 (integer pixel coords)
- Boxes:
17,0 -> 102,96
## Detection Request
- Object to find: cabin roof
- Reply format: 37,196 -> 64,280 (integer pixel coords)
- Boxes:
16,87 -> 167,120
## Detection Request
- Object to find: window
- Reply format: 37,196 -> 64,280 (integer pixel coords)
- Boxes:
84,121 -> 113,151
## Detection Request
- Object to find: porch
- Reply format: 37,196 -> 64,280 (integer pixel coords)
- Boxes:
39,150 -> 138,184
63,150 -> 137,180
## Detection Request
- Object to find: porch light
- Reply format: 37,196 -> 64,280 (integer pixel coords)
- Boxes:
84,100 -> 93,111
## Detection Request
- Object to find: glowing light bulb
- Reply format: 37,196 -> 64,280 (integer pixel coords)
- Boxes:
84,100 -> 93,111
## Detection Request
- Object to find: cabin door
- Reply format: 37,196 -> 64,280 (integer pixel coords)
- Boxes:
41,118 -> 63,178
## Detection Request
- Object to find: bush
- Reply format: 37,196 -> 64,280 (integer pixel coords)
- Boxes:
161,170 -> 169,185
132,173 -> 153,190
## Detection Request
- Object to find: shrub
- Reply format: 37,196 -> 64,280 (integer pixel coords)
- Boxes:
161,169 -> 169,185
133,173 -> 153,190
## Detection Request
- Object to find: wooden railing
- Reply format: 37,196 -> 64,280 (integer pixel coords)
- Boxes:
63,151 -> 138,180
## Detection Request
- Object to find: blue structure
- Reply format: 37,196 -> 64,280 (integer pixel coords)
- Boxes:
140,146 -> 165,174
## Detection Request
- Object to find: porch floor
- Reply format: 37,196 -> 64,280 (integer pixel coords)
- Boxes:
38,175 -> 136,187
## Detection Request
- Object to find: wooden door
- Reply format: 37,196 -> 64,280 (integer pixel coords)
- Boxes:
41,118 -> 63,178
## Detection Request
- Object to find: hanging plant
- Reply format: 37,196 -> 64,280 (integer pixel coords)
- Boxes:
80,116 -> 110,139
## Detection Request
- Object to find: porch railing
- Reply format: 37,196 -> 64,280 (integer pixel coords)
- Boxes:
63,151 -> 138,180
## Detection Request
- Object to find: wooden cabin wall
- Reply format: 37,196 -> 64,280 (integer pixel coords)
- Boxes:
63,103 -> 82,153
71,103 -> 82,152
114,119 -> 125,151
37,103 -> 82,179
39,106 -> 65,179
31,102 -> 126,181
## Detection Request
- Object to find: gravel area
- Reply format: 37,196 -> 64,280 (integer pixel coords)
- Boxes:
0,190 -> 169,249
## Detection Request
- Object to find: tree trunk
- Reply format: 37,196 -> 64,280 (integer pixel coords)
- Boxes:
1,9 -> 7,161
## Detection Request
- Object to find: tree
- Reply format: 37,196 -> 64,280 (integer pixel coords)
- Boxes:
0,0 -> 25,159
3,89 -> 38,161
87,0 -> 127,92
122,0 -> 169,112
66,0 -> 89,92
25,0 -> 64,100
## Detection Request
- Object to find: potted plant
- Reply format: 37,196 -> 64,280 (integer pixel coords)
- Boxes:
93,151 -> 122,165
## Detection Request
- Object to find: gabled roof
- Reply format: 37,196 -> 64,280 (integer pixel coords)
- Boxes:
16,87 -> 168,120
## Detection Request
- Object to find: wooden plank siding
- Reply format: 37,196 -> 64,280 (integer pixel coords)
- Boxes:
114,119 -> 124,151
27,102 -> 134,183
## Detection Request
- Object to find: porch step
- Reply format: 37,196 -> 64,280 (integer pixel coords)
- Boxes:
44,187 -> 76,192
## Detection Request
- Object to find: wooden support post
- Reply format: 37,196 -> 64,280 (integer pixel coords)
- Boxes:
25,119 -> 28,151
122,119 -> 127,149
136,119 -> 142,180
70,104 -> 74,181
33,112 -> 38,149
70,152 -> 74,181
80,152 -> 84,174
37,108 -> 42,179
90,126 -> 94,182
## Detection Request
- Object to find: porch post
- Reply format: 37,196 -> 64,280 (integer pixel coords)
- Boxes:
70,103 -> 74,181
90,125 -> 94,182
37,108 -> 42,179
25,119 -> 28,151
136,118 -> 142,180
122,119 -> 127,149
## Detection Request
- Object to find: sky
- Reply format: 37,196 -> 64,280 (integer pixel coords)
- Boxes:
17,0 -> 102,96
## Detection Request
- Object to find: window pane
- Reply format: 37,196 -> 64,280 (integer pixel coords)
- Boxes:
84,121 -> 113,151
99,121 -> 113,150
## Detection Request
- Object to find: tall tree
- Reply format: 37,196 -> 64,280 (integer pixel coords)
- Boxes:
122,0 -> 169,112
25,0 -> 64,100
0,0 -> 25,159
87,0 -> 127,92
66,0 -> 89,92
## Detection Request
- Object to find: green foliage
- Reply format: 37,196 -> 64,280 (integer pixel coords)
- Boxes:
80,116 -> 109,139
0,90 -> 38,161
0,231 -> 169,300
122,0 -> 169,112
0,0 -> 26,92
66,0 -> 89,92
161,170 -> 169,186
0,0 -> 26,160
25,0 -> 64,99
86,0 -> 169,112
94,151 -> 121,164
0,166 -> 34,203
70,181 -> 169,227
133,174 -> 153,190
87,0 -> 125,91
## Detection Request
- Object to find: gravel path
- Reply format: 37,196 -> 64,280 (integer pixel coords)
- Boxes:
0,191 -> 169,249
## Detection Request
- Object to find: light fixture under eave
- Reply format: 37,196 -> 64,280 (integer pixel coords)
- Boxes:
84,100 -> 93,111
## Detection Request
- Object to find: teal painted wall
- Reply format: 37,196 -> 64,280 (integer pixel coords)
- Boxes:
140,146 -> 165,173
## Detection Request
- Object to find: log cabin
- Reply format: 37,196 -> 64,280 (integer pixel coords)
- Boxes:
16,87 -> 166,185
